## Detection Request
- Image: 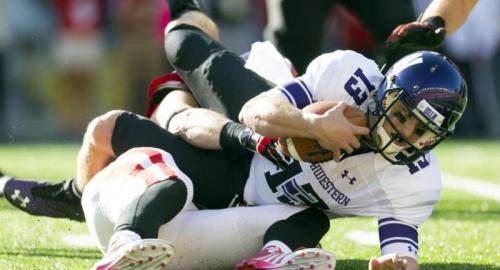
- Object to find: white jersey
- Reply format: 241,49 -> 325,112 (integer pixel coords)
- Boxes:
244,49 -> 442,259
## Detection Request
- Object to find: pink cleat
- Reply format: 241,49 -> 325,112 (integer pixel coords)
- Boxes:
91,239 -> 174,270
235,246 -> 336,270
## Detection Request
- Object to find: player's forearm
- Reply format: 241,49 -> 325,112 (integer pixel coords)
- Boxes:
421,0 -> 477,34
150,89 -> 199,128
168,108 -> 230,149
239,95 -> 317,139
151,90 -> 229,149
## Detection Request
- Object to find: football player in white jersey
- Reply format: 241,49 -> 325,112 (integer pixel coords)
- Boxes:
79,3 -> 468,270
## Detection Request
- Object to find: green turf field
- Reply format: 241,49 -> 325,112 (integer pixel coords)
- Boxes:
0,141 -> 499,269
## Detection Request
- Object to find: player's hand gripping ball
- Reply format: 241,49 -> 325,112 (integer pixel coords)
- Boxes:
278,101 -> 367,163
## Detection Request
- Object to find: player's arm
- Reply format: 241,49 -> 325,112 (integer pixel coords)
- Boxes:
239,89 -> 368,153
370,217 -> 421,270
421,0 -> 477,35
151,88 -> 289,167
150,89 -> 198,129
151,89 -> 230,149
386,0 -> 477,50
239,92 -> 317,138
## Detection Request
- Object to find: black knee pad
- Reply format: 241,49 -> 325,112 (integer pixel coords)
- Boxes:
164,24 -> 274,120
165,24 -> 223,71
115,179 -> 188,238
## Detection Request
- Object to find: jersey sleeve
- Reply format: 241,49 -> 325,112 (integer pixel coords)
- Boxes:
377,217 -> 420,259
264,50 -> 383,110
381,153 -> 441,225
376,153 -> 442,260
145,72 -> 188,118
244,41 -> 295,85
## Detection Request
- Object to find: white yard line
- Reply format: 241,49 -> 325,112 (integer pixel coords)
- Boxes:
442,173 -> 500,202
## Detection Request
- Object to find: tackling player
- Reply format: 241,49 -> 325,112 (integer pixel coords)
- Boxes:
82,146 -> 331,270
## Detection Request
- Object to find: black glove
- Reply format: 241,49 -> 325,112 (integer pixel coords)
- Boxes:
386,16 -> 446,50
220,122 -> 290,169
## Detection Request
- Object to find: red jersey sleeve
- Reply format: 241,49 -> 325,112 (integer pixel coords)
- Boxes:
145,72 -> 189,118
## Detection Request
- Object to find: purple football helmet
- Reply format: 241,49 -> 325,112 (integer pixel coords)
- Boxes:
367,51 -> 468,164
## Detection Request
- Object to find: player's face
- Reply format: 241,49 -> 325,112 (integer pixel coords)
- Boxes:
373,91 -> 440,155
382,100 -> 427,147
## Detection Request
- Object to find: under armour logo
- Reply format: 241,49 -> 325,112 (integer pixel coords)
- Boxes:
341,170 -> 357,185
11,189 -> 30,208
408,246 -> 417,254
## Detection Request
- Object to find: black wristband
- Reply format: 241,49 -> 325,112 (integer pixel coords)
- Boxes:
219,122 -> 253,151
423,16 -> 445,29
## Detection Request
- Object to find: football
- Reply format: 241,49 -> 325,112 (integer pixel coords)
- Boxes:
278,101 -> 367,163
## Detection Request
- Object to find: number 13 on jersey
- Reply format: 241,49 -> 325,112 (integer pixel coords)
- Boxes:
344,68 -> 376,105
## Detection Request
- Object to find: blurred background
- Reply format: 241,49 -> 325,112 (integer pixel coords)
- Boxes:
0,0 -> 498,142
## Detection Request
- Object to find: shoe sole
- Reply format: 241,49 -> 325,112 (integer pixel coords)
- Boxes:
93,239 -> 175,270
236,248 -> 336,270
